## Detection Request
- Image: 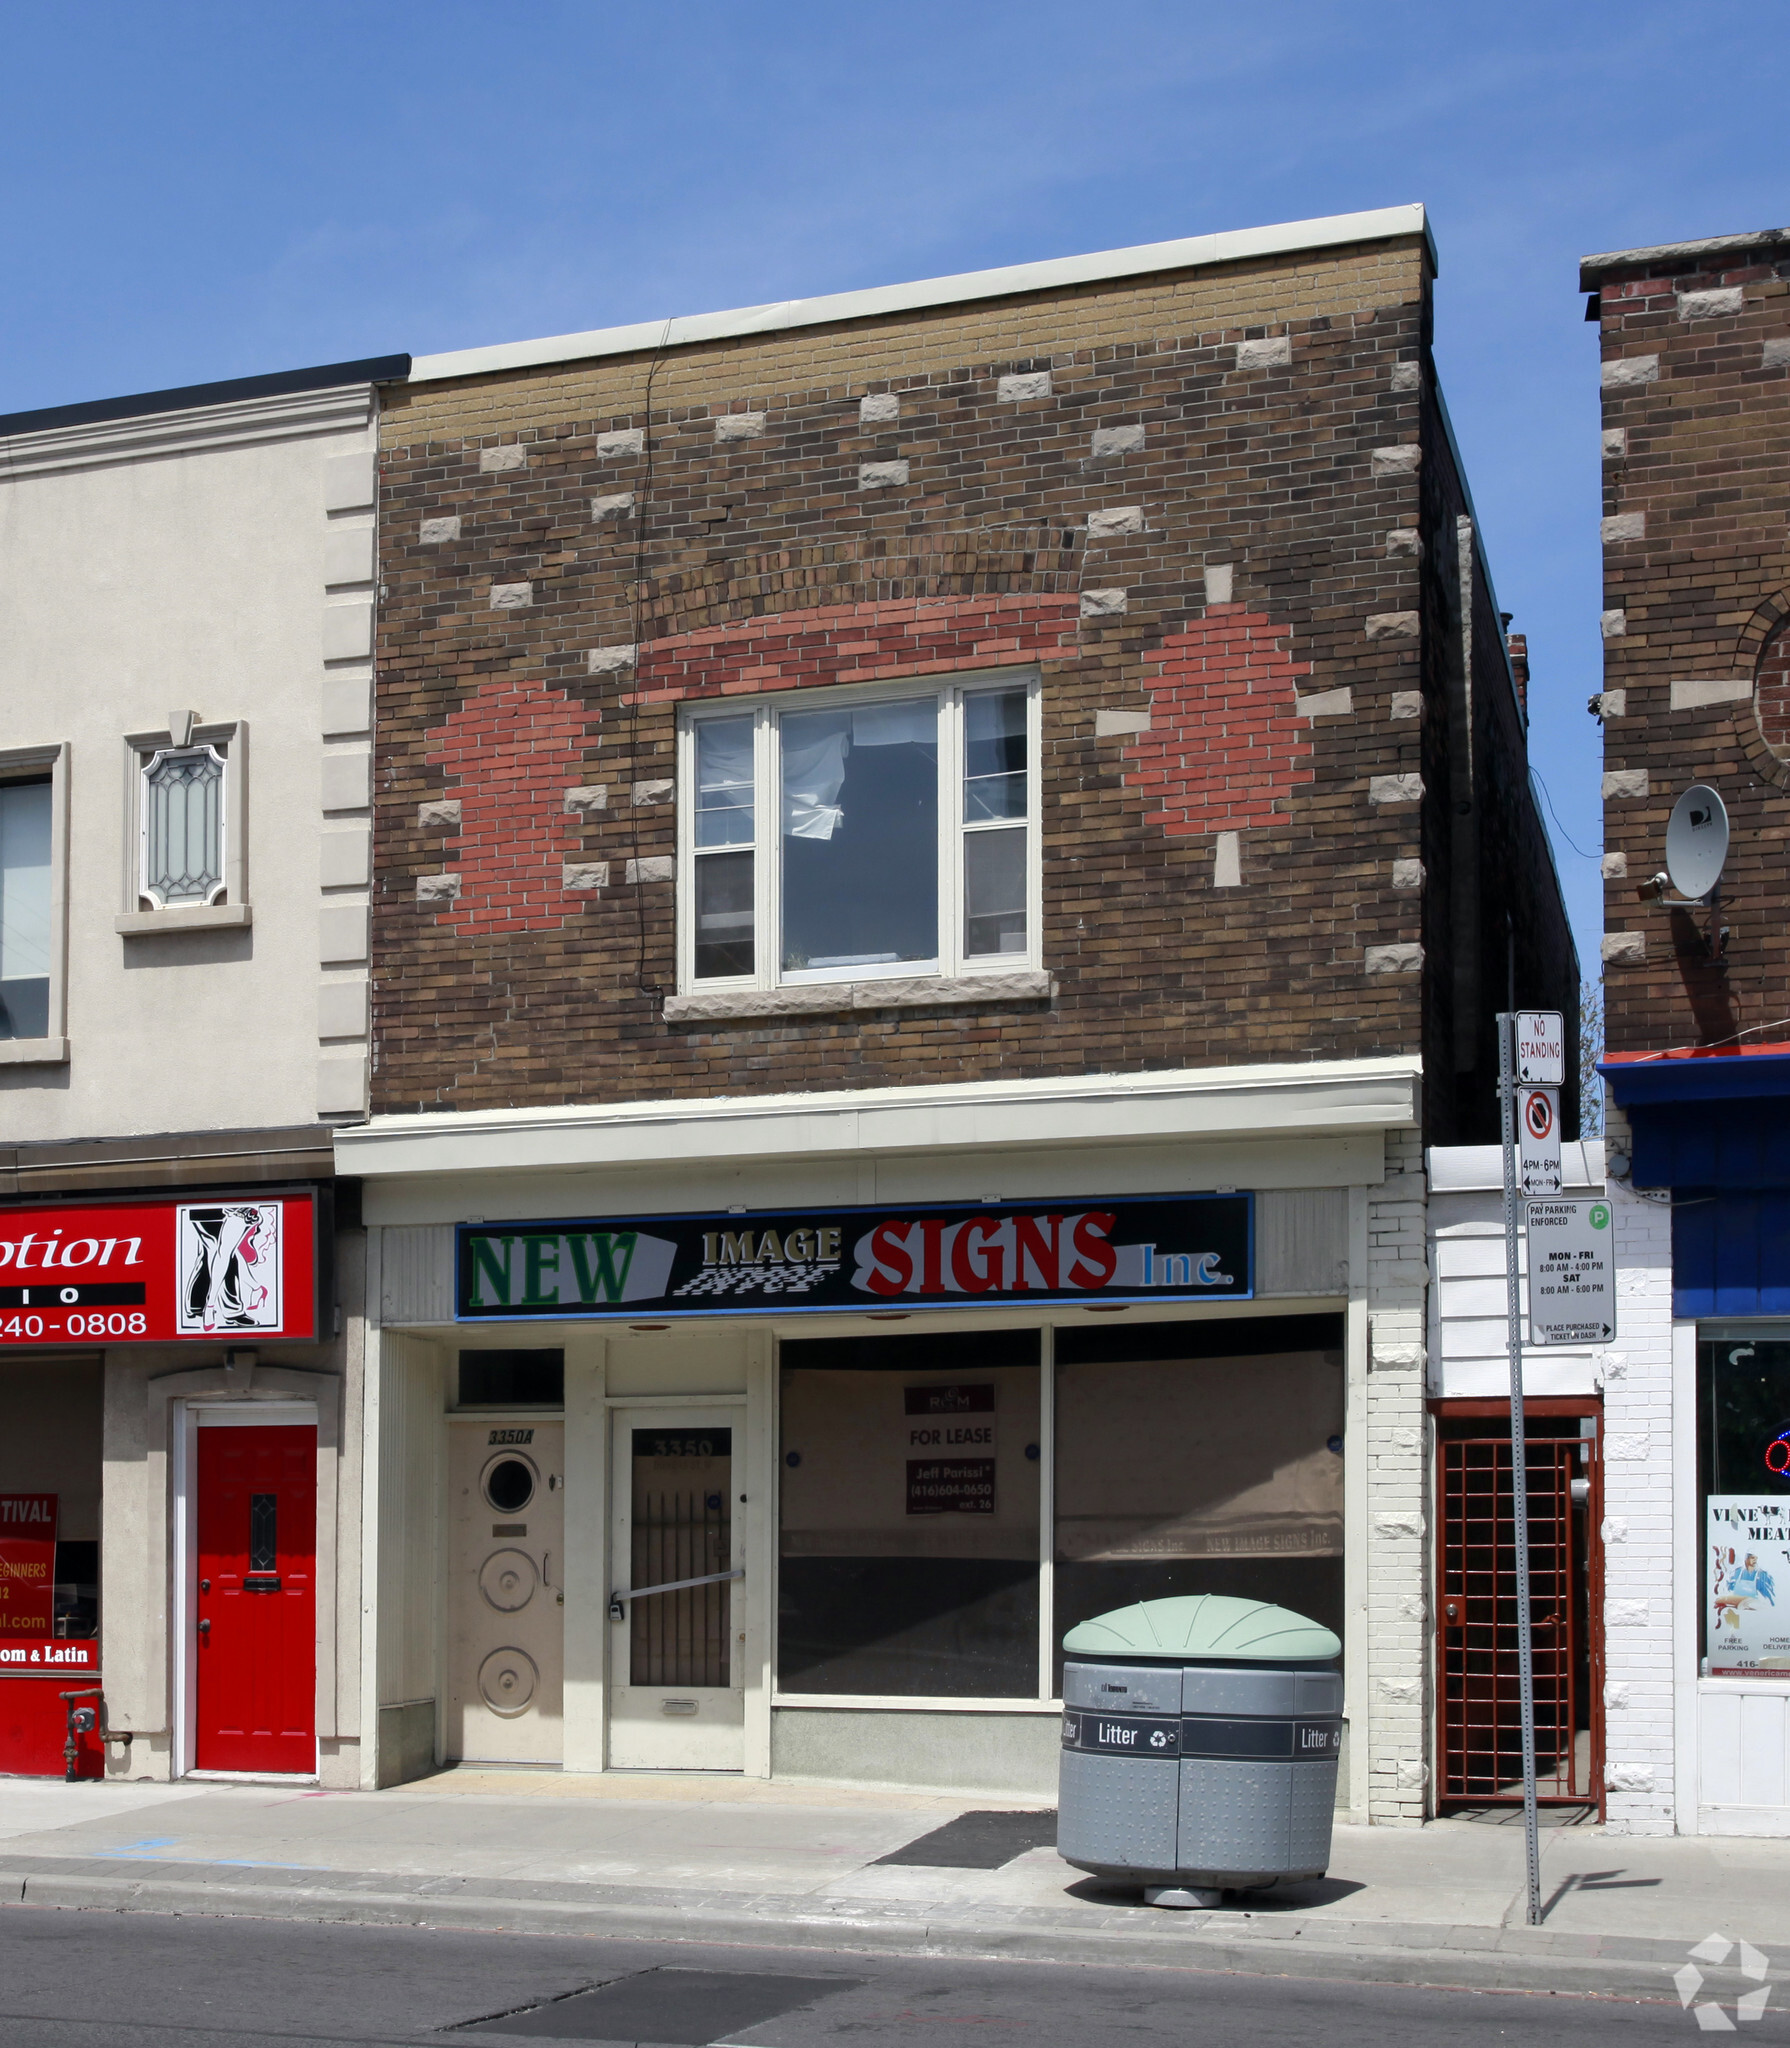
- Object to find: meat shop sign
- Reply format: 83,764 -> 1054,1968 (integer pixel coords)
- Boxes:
0,1196 -> 317,1346
457,1194 -> 1252,1322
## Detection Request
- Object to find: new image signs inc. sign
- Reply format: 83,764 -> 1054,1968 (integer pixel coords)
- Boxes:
456,1194 -> 1253,1322
0,1195 -> 317,1347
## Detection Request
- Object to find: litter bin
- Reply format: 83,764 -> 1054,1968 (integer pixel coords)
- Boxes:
1057,1594 -> 1342,1908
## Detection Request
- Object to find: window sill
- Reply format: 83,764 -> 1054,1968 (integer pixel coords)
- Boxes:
115,904 -> 252,936
0,1037 -> 68,1066
664,969 -> 1053,1024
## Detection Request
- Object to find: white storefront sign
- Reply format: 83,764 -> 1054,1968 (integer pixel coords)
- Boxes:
1709,1498 -> 1790,1678
1526,1198 -> 1616,1345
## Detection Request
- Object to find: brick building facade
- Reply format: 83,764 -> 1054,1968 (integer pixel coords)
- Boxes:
343,208 -> 1575,1817
1587,226 -> 1790,1833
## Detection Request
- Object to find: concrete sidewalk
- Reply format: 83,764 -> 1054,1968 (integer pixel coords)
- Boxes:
0,1770 -> 1786,2002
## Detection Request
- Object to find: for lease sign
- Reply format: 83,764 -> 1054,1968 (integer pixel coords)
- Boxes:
0,1196 -> 316,1346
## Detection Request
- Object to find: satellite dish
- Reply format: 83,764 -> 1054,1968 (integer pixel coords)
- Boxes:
1665,783 -> 1730,901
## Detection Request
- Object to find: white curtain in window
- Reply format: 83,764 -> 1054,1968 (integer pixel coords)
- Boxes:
781,700 -> 934,842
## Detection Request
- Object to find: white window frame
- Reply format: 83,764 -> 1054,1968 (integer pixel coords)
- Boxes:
676,669 -> 1042,995
118,721 -> 251,934
0,741 -> 70,1066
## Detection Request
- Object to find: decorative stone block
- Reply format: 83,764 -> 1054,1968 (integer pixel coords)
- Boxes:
322,603 -> 374,661
563,861 -> 610,891
1602,769 -> 1649,798
1602,930 -> 1645,963
1088,424 -> 1144,458
1601,852 -> 1628,879
1605,1762 -> 1654,1792
1087,505 -> 1144,538
1601,355 -> 1660,387
1373,1512 -> 1425,1539
1365,942 -> 1423,973
1390,690 -> 1423,719
596,428 -> 644,457
319,903 -> 371,961
1093,708 -> 1150,737
479,444 -> 529,472
317,979 -> 369,1039
1369,773 -> 1423,804
419,515 -> 462,544
997,371 -> 1052,402
1601,513 -> 1645,543
1213,830 -> 1241,888
316,1051 -> 369,1117
490,581 -> 534,609
324,525 -> 375,586
1297,687 -> 1352,718
859,392 -> 900,424
1600,608 -> 1627,639
322,452 -> 375,512
591,492 -> 636,521
1080,588 -> 1127,617
1370,445 -> 1421,477
714,411 -> 765,441
1765,338 -> 1790,371
632,779 -> 673,805
1386,528 -> 1423,557
1389,361 -> 1422,392
1678,286 -> 1743,320
1592,689 -> 1627,718
588,644 -> 637,675
415,874 -> 461,907
563,785 -> 607,816
1235,334 -> 1291,370
320,828 -> 371,888
1670,677 -> 1751,709
321,751 -> 371,811
1607,1598 -> 1650,1625
1203,564 -> 1233,604
859,460 -> 909,489
321,678 -> 372,737
418,799 -> 462,829
1391,858 -> 1423,891
1365,611 -> 1419,640
1602,428 -> 1627,459
625,856 -> 675,883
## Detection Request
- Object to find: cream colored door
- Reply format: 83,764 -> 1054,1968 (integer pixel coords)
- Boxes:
608,1409 -> 745,1770
447,1421 -> 564,1763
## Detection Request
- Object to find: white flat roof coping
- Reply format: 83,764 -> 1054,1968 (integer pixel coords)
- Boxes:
410,205 -> 1433,386
337,1055 -> 1421,1180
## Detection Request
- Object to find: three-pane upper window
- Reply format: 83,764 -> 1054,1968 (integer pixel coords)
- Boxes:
681,676 -> 1039,989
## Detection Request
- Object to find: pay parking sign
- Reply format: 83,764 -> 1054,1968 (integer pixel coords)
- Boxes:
1527,1198 -> 1617,1346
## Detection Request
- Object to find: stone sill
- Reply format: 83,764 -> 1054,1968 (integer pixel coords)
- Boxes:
0,1037 -> 68,1066
665,970 -> 1054,1024
115,904 -> 252,936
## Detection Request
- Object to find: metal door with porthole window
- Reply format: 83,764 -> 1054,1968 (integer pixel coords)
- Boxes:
608,1409 -> 745,1771
446,1422 -> 564,1762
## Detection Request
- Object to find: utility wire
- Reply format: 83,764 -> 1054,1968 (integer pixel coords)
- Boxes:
1529,766 -> 1600,861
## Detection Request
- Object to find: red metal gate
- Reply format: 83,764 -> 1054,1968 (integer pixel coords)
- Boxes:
1436,1415 -> 1601,1806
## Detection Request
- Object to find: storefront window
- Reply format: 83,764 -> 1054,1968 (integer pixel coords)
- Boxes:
1698,1327 -> 1790,1677
779,1329 -> 1040,1697
1053,1315 -> 1345,1686
0,1359 -> 101,1646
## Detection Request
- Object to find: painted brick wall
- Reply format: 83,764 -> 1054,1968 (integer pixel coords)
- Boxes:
370,233 -> 1569,1122
1589,241 -> 1790,1051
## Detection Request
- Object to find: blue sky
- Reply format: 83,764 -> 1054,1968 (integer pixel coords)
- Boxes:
6,1 -> 1783,968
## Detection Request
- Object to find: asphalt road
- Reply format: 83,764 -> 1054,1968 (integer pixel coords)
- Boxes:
0,1907 -> 1774,2047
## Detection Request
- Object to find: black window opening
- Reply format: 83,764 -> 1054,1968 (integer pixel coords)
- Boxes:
53,1539 -> 98,1639
775,1316 -> 1347,1702
248,1493 -> 278,1574
779,1329 -> 1041,1699
458,1349 -> 565,1408
0,776 -> 53,1042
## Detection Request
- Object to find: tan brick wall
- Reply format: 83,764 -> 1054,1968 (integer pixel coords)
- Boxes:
1593,249 -> 1790,1053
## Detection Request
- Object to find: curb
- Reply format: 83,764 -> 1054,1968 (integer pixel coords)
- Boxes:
0,1861 -> 1710,2003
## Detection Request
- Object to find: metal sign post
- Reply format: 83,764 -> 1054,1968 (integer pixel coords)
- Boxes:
1498,1009 -> 1549,1927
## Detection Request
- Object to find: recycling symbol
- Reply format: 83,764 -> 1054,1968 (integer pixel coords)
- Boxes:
1674,1933 -> 1770,2029
1148,1730 -> 1169,1750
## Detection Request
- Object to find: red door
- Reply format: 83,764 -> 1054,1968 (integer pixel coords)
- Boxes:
195,1425 -> 316,1773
